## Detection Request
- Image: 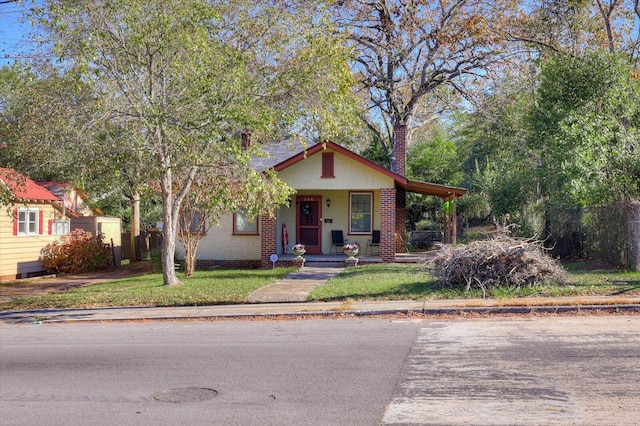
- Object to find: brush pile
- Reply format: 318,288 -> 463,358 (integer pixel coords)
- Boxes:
427,235 -> 566,294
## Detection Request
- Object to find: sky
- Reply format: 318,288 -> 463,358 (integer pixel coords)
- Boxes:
0,0 -> 43,67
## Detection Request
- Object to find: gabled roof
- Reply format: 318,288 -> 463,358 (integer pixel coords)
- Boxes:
271,141 -> 467,199
0,168 -> 60,203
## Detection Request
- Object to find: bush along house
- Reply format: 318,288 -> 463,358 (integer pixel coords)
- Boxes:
0,168 -> 76,281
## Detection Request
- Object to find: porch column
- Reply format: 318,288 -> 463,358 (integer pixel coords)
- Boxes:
395,187 -> 406,253
380,188 -> 396,263
443,196 -> 458,245
261,211 -> 277,269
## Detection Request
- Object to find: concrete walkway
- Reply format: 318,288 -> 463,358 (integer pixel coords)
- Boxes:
247,265 -> 344,303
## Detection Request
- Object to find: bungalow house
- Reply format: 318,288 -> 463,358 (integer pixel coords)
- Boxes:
0,168 -> 74,280
36,181 -> 104,217
178,125 -> 467,269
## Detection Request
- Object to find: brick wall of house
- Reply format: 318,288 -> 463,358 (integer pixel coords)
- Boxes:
380,188 -> 396,262
395,187 -> 407,252
260,213 -> 278,269
392,124 -> 407,176
194,259 -> 262,270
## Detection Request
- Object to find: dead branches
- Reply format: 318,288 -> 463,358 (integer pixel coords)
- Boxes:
427,235 -> 567,295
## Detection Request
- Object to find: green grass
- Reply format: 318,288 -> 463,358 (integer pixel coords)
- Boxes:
308,262 -> 640,302
1,267 -> 296,310
2,262 -> 638,310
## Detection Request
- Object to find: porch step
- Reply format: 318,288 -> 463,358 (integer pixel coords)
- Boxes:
302,261 -> 346,268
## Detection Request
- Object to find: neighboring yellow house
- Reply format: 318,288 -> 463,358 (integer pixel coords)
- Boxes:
0,168 -> 73,281
177,138 -> 467,269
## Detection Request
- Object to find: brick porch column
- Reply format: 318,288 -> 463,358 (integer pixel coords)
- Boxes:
261,212 -> 277,269
380,188 -> 396,263
395,187 -> 406,252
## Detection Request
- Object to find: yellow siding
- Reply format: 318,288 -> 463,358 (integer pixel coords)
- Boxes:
0,203 -> 60,280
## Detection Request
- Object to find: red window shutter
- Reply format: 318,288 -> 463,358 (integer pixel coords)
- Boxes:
39,210 -> 44,235
322,152 -> 334,178
13,209 -> 18,236
48,220 -> 53,235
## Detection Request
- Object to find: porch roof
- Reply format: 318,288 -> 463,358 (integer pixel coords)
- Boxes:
402,179 -> 467,199
271,140 -> 467,199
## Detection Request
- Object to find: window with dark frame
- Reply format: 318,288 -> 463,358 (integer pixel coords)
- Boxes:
233,209 -> 259,235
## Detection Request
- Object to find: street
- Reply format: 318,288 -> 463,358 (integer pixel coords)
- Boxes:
1,315 -> 639,425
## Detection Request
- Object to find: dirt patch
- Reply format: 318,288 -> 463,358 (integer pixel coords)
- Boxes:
0,262 -> 153,304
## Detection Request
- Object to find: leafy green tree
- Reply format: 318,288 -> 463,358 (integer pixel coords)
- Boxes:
531,52 -> 639,207
31,0 -> 359,285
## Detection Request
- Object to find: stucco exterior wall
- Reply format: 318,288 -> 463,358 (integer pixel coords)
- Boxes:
275,149 -> 394,253
176,213 -> 262,261
276,190 -> 382,253
180,147 -> 397,263
277,148 -> 394,190
0,203 -> 59,280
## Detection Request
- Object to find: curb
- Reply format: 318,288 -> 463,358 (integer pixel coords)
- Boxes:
3,302 -> 638,325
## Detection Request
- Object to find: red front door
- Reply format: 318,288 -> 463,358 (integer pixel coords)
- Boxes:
296,196 -> 322,254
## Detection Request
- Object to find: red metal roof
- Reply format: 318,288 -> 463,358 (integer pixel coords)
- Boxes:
0,168 -> 60,203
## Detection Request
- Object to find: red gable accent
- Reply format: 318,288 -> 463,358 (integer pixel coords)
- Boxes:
274,141 -> 402,183
0,168 -> 60,203
321,152 -> 334,178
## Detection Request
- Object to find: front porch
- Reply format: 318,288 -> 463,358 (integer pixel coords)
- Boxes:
275,251 -> 439,267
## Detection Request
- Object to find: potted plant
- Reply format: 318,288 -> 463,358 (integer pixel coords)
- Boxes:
343,243 -> 359,259
292,243 -> 306,259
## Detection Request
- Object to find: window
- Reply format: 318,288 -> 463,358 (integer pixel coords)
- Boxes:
16,208 -> 40,236
321,152 -> 334,178
52,220 -> 70,236
233,209 -> 258,235
180,210 -> 206,235
349,192 -> 372,234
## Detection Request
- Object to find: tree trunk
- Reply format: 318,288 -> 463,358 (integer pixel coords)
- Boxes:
129,191 -> 141,262
161,199 -> 181,286
160,168 -> 181,286
184,242 -> 195,277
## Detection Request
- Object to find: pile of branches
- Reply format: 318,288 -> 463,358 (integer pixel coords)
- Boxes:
427,235 -> 567,295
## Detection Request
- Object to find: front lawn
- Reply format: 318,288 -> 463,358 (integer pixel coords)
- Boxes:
1,262 -> 638,310
308,262 -> 640,302
1,267 -> 296,310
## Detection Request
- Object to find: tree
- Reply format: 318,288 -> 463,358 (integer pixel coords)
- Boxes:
0,63 -> 93,182
32,0 -> 358,285
177,155 -> 293,277
503,0 -> 640,64
332,0 -> 514,170
531,52 -> 640,206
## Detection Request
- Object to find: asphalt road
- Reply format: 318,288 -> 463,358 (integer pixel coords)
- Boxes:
1,316 -> 639,425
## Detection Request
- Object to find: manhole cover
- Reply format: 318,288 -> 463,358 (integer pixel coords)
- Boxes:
153,387 -> 218,403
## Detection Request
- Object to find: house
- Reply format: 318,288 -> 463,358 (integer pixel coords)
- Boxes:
178,125 -> 467,269
0,168 -> 74,281
36,181 -> 104,217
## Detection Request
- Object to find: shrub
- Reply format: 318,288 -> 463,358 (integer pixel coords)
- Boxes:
40,229 -> 112,274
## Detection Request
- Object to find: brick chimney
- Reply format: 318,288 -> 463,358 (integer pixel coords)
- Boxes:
241,130 -> 252,149
391,124 -> 407,176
